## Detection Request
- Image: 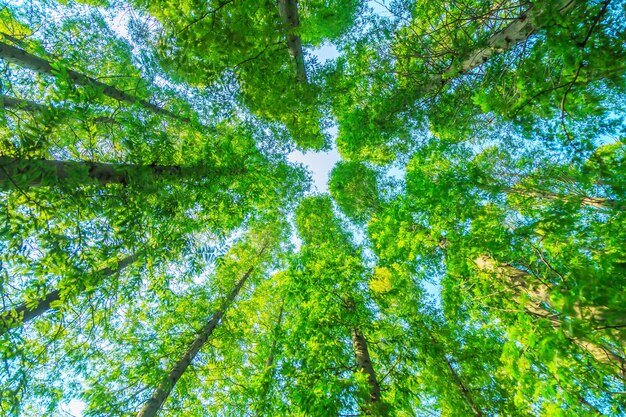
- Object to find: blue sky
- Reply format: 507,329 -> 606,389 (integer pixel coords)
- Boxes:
287,44 -> 341,193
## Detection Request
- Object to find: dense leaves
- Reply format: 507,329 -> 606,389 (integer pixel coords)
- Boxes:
1,0 -> 625,416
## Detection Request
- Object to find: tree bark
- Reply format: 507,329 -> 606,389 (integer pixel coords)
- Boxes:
136,265 -> 256,417
427,0 -> 579,90
276,0 -> 307,83
0,253 -> 139,335
254,298 -> 285,417
0,156 -> 244,189
474,255 -> 626,372
451,1 -> 577,77
442,354 -> 484,416
502,186 -> 620,210
0,41 -> 190,123
422,327 -> 483,416
2,94 -> 49,113
351,327 -> 383,411
2,94 -> 119,124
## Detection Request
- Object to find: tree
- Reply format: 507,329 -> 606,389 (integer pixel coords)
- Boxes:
1,0 -> 625,415
0,41 -> 189,122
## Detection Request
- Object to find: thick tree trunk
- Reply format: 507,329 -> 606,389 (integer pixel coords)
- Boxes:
351,327 -> 383,411
474,255 -> 626,371
2,94 -> 119,124
0,156 -> 244,189
0,253 -> 139,335
276,0 -> 307,83
429,0 -> 579,89
136,266 -> 255,417
0,42 -> 189,122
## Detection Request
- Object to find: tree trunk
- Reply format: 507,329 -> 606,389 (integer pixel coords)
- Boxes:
423,328 -> 483,416
2,94 -> 119,124
0,156 -> 244,189
474,255 -> 626,372
0,253 -> 139,335
442,353 -> 484,416
254,298 -> 285,417
502,186 -> 620,210
0,41 -> 190,123
351,327 -> 383,412
2,94 -> 49,113
136,265 -> 256,417
276,0 -> 307,83
428,0 -> 579,90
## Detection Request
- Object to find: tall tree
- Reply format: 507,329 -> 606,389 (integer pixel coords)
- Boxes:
0,41 -> 189,122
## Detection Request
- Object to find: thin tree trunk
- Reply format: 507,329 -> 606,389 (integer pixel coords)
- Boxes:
442,354 -> 484,416
136,265 -> 256,417
502,186 -> 619,210
276,0 -> 307,83
0,41 -> 190,123
474,255 -> 626,372
254,298 -> 285,417
2,94 -> 119,124
0,156 -> 244,189
351,327 -> 383,411
451,1 -> 577,77
0,253 -> 139,335
2,94 -> 49,113
423,328 -> 483,416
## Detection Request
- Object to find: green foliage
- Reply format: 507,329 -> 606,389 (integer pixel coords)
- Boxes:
1,0 -> 625,416
328,160 -> 379,223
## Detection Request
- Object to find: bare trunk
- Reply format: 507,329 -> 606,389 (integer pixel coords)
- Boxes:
0,156 -> 244,189
136,266 -> 255,417
277,0 -> 307,83
0,42 -> 189,122
351,327 -> 382,410
2,94 -> 49,113
474,255 -> 626,372
453,1 -> 577,76
0,253 -> 140,335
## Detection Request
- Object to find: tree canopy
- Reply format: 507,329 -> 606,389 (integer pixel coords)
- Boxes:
0,0 -> 625,416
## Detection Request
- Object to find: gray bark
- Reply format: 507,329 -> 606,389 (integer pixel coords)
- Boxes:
277,0 -> 307,83
502,186 -> 620,210
254,298 -> 285,417
2,94 -> 119,124
429,0 -> 579,90
0,156 -> 244,189
351,327 -> 383,411
136,266 -> 256,417
0,42 -> 190,123
474,255 -> 626,372
0,253 -> 139,335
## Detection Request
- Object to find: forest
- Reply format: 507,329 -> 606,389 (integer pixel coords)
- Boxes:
0,0 -> 625,416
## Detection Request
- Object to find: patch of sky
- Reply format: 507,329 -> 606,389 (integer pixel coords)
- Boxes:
287,127 -> 341,194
